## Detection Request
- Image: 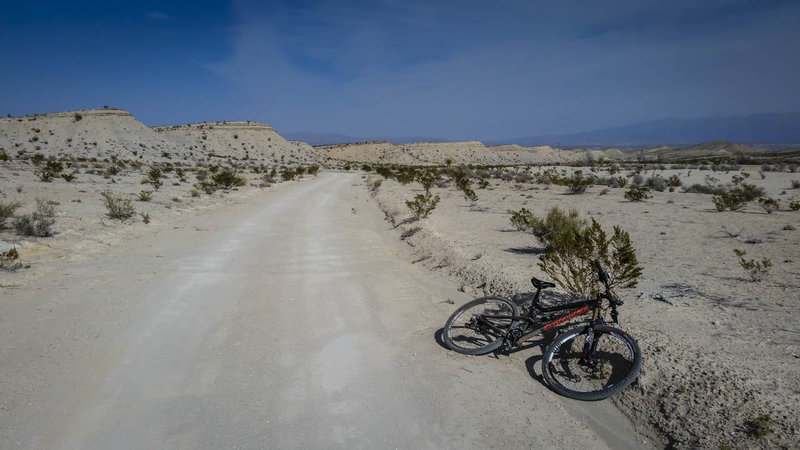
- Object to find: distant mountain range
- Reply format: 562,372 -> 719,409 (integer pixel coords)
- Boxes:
281,131 -> 444,146
286,112 -> 800,148
492,112 -> 800,148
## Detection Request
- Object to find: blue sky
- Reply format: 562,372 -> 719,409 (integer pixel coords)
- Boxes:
1,0 -> 799,140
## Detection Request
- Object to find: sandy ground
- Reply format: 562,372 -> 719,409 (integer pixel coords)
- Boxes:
368,165 -> 800,448
0,171 -> 652,449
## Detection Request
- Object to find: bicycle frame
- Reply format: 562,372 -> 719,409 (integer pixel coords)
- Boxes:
479,297 -> 603,346
475,259 -> 621,348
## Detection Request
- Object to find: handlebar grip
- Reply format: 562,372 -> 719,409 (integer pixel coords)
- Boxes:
594,259 -> 608,283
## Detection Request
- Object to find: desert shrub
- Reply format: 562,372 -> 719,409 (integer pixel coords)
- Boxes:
104,165 -> 120,177
197,180 -> 217,194
138,190 -> 153,201
0,246 -> 21,270
416,170 -> 437,192
375,167 -> 393,179
61,172 -> 76,182
406,191 -> 440,220
462,186 -> 478,201
631,173 -> 644,187
625,186 -> 652,202
527,207 -> 586,246
307,165 -> 320,176
31,153 -> 44,165
565,171 -> 593,194
757,197 -> 779,214
148,167 -> 163,190
396,168 -> 416,185
733,249 -> 771,282
747,414 -> 774,437
281,167 -> 296,181
508,207 -> 534,231
0,152 -> 7,161
450,168 -> 478,201
100,190 -> 135,220
13,200 -> 56,237
683,183 -> 726,195
35,160 -> 63,182
614,176 -> 628,188
74,113 -> 82,122
534,211 -> 642,299
212,168 -> 246,189
368,179 -> 382,197
790,201 -> 800,211
712,184 -> 765,211
666,175 -> 682,192
646,176 -> 668,192
0,201 -> 21,227
791,180 -> 800,189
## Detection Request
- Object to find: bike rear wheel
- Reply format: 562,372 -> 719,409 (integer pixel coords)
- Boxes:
541,324 -> 641,400
443,297 -> 519,355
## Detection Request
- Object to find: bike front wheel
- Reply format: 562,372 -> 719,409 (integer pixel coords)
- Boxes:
541,325 -> 641,401
443,296 -> 519,355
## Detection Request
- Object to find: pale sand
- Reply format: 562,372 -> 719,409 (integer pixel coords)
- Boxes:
368,166 -> 800,448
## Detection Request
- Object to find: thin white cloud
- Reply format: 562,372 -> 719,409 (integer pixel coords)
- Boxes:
209,0 -> 800,139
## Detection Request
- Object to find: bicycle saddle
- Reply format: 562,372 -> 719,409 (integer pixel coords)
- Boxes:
531,277 -> 556,289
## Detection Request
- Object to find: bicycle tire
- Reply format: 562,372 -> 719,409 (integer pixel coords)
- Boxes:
443,296 -> 519,355
541,324 -> 641,401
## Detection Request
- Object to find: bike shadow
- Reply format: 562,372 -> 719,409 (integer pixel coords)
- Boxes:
435,327 -> 560,385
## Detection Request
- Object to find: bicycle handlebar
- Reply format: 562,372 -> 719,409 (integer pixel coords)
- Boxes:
594,259 -> 608,284
593,259 -> 623,306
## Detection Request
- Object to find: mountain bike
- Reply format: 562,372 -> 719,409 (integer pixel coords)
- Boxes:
442,260 -> 641,401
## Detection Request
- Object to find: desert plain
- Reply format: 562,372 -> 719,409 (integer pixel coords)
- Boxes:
1,108 -> 799,448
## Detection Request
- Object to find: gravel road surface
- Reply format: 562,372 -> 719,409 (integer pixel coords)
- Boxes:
0,173 -> 649,449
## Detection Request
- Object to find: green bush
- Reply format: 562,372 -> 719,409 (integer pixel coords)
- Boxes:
100,190 -> 135,221
281,167 -> 296,181
375,167 -> 393,179
748,414 -> 773,437
212,168 -> 246,189
527,207 -> 586,246
625,186 -> 652,202
565,172 -> 593,194
35,160 -> 63,182
733,249 -> 771,281
757,197 -> 779,214
508,207 -> 534,231
0,246 -> 21,270
148,167 -> 163,190
536,213 -> 642,299
712,184 -> 764,212
406,191 -> 440,220
416,170 -> 437,192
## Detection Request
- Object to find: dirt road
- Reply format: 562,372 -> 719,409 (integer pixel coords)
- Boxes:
1,173 -> 649,449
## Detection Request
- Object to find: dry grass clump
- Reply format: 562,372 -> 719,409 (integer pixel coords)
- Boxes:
100,190 -> 136,221
13,198 -> 56,237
